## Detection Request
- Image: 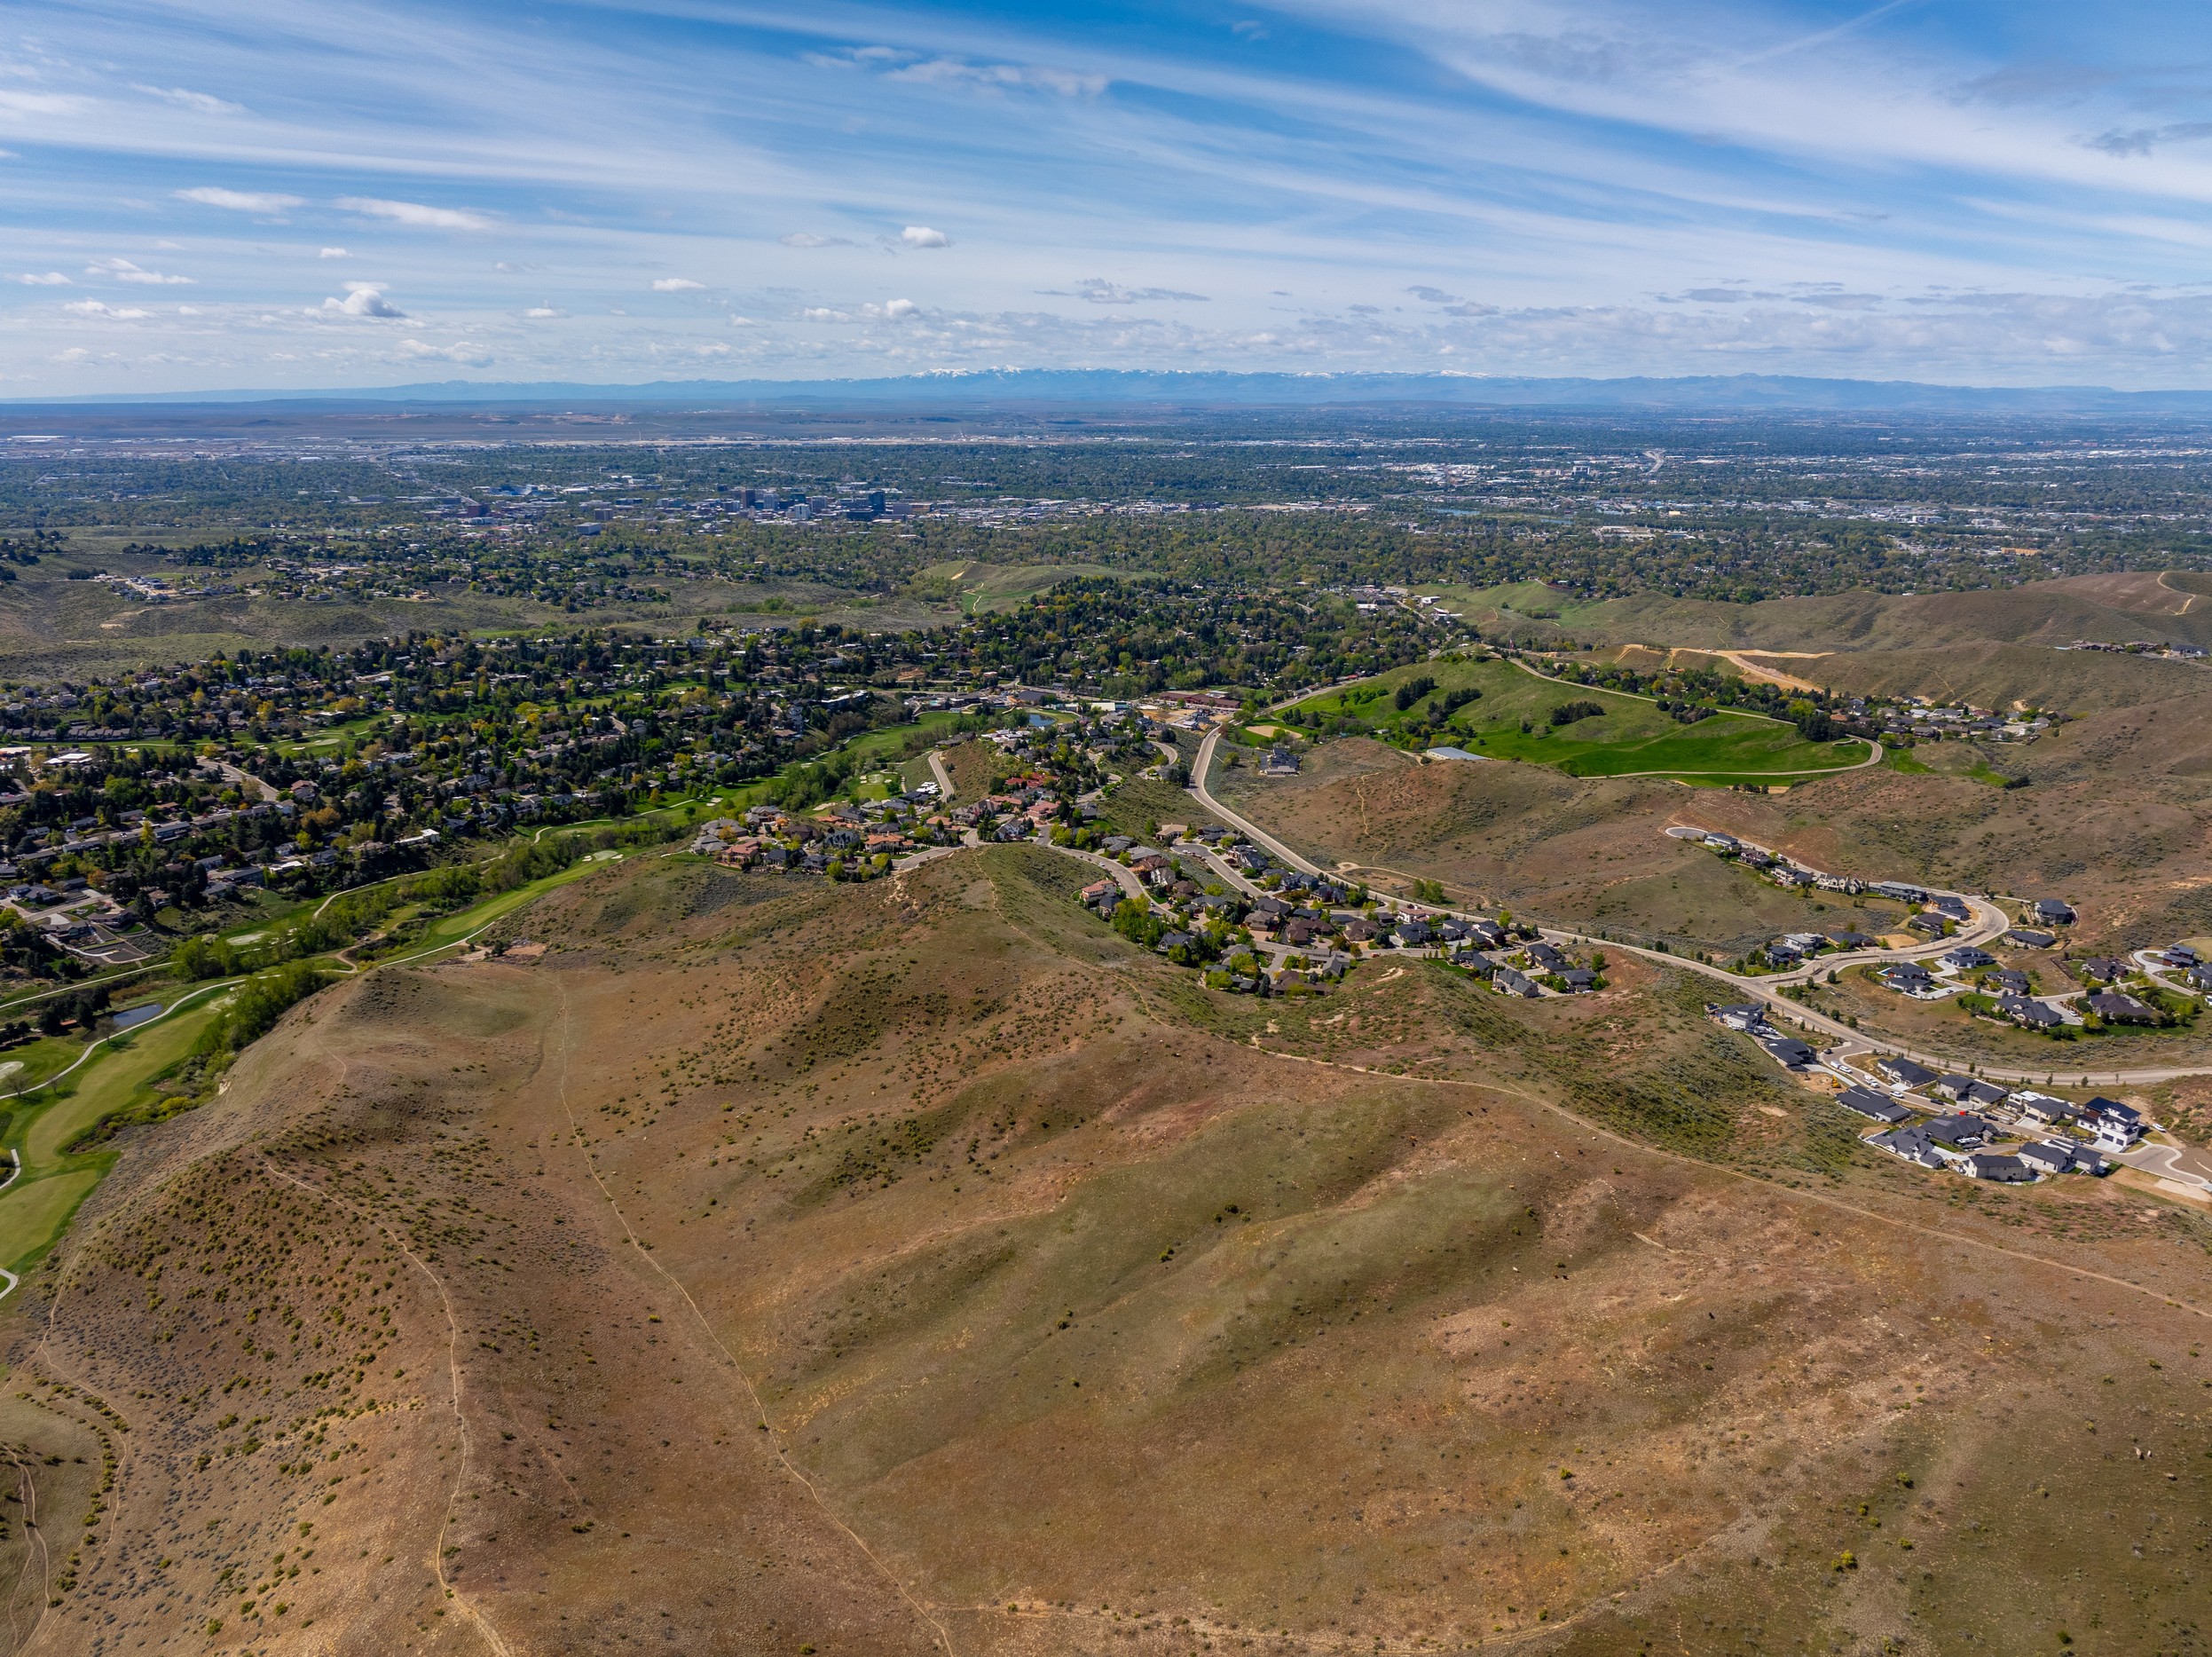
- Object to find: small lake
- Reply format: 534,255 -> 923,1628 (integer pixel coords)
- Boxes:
109,1003 -> 165,1031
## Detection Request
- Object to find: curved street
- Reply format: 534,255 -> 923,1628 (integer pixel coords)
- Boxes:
1185,727 -> 2211,1088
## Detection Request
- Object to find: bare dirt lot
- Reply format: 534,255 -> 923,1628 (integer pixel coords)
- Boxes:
0,848 -> 2208,1655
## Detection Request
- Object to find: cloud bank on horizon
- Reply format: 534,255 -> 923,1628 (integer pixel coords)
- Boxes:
3,0 -> 2211,393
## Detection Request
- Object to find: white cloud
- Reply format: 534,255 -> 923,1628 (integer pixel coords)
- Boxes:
900,225 -> 951,249
177,305 -> 201,316
319,247 -> 350,260
781,232 -> 856,249
318,281 -> 405,319
802,307 -> 851,321
12,272 -> 69,286
1071,278 -> 1208,304
523,305 -> 566,319
400,338 -> 493,366
650,277 -> 705,292
133,85 -> 243,114
878,56 -> 1106,98
335,197 -> 492,231
87,257 -> 192,286
861,297 -> 920,320
64,299 -> 152,319
50,348 -> 92,365
175,186 -> 303,213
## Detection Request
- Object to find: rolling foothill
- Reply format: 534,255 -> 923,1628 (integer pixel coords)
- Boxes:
0,406 -> 2210,1655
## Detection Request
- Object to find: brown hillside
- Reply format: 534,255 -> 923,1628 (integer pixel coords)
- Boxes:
2,848 -> 2208,1655
1221,719 -> 2212,959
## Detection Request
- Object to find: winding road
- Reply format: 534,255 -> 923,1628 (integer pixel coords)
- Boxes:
1185,728 -> 2211,1089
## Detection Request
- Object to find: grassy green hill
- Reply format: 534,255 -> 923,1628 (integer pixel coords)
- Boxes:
907,559 -> 1119,614
1281,656 -> 1867,783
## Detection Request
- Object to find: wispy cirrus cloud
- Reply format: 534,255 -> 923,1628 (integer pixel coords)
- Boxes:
4,0 -> 2212,391
132,84 -> 242,114
335,196 -> 492,231
86,256 -> 191,286
175,185 -> 302,212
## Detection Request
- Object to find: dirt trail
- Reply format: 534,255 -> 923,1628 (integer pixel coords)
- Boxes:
548,980 -> 956,1657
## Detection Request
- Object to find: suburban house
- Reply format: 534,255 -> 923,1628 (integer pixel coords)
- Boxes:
1837,1086 -> 1912,1124
1710,1004 -> 1772,1032
2005,927 -> 2058,949
2086,990 -> 2158,1023
2080,1097 -> 2147,1148
1492,967 -> 1540,998
1959,1151 -> 2035,1182
1922,1113 -> 1991,1148
1759,1033 -> 1816,1070
1870,1124 -> 1946,1168
1940,946 -> 1996,973
1873,1054 -> 1939,1090
2018,1140 -> 2110,1177
2031,898 -> 2077,925
1996,994 -> 2063,1030
2074,957 -> 2125,983
1884,962 -> 1938,995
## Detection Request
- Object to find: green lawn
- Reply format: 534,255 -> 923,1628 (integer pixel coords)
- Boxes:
0,993 -> 227,1272
1282,656 -> 1867,781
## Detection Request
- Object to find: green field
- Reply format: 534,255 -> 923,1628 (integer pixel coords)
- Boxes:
909,560 -> 1118,615
1283,655 -> 1870,782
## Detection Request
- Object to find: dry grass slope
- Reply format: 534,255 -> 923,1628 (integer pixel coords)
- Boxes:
0,848 -> 2205,1655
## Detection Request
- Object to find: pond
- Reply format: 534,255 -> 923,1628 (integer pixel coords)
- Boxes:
108,1002 -> 166,1031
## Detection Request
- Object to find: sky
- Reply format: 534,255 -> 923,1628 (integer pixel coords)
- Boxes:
4,0 -> 2212,393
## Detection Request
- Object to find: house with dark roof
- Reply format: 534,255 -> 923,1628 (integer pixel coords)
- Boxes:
1940,946 -> 1996,973
1710,1004 -> 1771,1031
1759,1033 -> 1816,1070
1923,1113 -> 1992,1149
2086,990 -> 2157,1024
2032,898 -> 2076,925
1959,1151 -> 2035,1182
1996,994 -> 2063,1030
2004,927 -> 2057,949
1884,962 -> 1938,995
1873,1054 -> 1938,1089
1870,1124 -> 1946,1168
2018,1140 -> 2101,1177
1836,1086 -> 1912,1124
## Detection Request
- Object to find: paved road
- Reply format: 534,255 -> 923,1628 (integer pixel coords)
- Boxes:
1185,738 -> 2212,1087
2115,1140 -> 2212,1195
1189,728 -> 1329,876
927,749 -> 956,801
206,758 -> 279,803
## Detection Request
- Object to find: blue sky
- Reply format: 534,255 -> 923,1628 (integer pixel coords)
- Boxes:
4,0 -> 2212,392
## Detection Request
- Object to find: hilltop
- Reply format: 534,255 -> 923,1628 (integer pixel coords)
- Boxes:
0,847 -> 2207,1653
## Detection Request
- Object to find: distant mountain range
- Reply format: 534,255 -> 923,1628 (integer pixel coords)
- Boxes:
10,368 -> 2212,415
